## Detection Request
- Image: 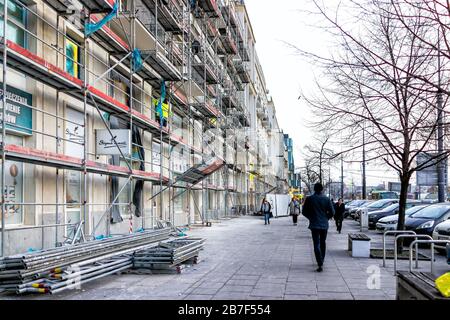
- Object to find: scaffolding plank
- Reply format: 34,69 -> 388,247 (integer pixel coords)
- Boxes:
88,15 -> 131,54
1,39 -> 83,91
0,144 -> 170,183
78,0 -> 115,12
142,51 -> 182,81
198,0 -> 221,17
140,0 -> 183,33
175,158 -> 224,185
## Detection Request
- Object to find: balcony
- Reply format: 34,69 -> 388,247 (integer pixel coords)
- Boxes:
219,28 -> 238,55
78,0 -> 115,12
110,16 -> 182,81
192,51 -> 220,84
140,0 -> 183,33
220,4 -> 238,28
221,91 -> 239,110
198,0 -> 221,17
239,42 -> 250,62
236,62 -> 251,83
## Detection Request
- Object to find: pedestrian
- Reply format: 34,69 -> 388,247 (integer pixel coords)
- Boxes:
302,182 -> 335,272
289,196 -> 301,226
260,198 -> 272,225
334,198 -> 345,234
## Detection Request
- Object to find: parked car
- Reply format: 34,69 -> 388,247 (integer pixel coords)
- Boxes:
354,199 -> 399,221
375,204 -> 429,232
404,203 -> 450,238
432,219 -> 450,254
345,200 -> 365,218
348,200 -> 373,219
368,201 -> 425,229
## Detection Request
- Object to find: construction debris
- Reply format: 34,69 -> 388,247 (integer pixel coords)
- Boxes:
0,229 -> 171,294
0,229 -> 206,295
133,238 -> 205,273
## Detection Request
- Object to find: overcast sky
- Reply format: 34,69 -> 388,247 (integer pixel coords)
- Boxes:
244,0 -> 403,187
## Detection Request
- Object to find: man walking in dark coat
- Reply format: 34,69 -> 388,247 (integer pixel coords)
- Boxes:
302,183 -> 335,272
334,198 -> 345,234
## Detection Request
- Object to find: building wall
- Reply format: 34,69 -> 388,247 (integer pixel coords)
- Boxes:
0,0 -> 290,256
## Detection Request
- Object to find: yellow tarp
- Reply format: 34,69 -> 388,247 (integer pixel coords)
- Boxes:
435,272 -> 450,298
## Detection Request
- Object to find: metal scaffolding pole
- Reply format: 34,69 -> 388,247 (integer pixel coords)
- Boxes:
1,0 -> 8,257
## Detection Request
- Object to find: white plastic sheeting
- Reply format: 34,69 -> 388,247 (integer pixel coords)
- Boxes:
265,194 -> 291,217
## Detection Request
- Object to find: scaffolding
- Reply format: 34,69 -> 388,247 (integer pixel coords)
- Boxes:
0,0 -> 275,257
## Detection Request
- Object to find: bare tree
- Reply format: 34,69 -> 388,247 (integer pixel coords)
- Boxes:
295,0 -> 450,241
300,134 -> 334,193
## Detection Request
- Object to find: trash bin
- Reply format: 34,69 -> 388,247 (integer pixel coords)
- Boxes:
360,208 -> 369,231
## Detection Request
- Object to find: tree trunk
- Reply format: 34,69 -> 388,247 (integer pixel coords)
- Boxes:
396,173 -> 411,254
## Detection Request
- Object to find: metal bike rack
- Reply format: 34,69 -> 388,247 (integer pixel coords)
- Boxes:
408,240 -> 450,274
383,230 -> 416,267
394,234 -> 432,275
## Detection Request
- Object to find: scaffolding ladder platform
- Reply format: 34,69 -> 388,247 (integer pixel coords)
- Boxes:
0,144 -> 170,184
140,0 -> 183,33
0,39 -> 83,92
88,15 -> 131,54
141,50 -> 182,82
192,61 -> 219,84
198,0 -> 221,17
78,0 -> 115,12
175,158 -> 224,185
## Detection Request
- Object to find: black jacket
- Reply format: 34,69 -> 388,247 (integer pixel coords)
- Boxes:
302,192 -> 335,230
334,203 -> 345,220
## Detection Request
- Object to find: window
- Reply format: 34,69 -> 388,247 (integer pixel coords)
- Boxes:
66,37 -> 80,79
0,0 -> 26,47
64,108 -> 84,236
172,113 -> 183,136
0,134 -> 24,226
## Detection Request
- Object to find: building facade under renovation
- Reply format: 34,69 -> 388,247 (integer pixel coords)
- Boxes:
0,0 -> 289,256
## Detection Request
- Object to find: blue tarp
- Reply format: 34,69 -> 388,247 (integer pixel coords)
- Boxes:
85,1 -> 119,37
132,49 -> 143,72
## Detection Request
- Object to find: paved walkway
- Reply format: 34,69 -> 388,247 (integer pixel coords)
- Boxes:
2,215 -> 449,300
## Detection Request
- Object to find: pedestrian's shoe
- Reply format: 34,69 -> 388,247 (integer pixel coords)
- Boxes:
265,223 -> 267,225
316,266 -> 323,272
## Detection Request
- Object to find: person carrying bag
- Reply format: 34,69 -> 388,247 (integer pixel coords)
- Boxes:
260,198 -> 272,225
289,196 -> 301,226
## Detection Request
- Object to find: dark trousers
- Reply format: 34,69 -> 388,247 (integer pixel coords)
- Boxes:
264,213 -> 270,224
311,229 -> 328,267
292,214 -> 298,224
335,218 -> 343,233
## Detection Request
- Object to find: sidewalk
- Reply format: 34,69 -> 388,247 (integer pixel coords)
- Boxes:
2,214 -> 448,300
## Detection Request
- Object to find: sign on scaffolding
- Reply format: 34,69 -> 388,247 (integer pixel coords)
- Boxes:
0,83 -> 32,136
95,129 -> 131,156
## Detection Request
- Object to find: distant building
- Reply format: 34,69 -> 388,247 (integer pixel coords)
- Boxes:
283,134 -> 298,189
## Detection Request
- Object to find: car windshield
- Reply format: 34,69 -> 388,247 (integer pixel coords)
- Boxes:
405,205 -> 427,216
381,203 -> 398,212
410,205 -> 450,219
360,201 -> 372,207
367,200 -> 392,209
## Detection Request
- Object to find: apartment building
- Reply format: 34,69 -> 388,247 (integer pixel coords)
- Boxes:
0,0 -> 288,256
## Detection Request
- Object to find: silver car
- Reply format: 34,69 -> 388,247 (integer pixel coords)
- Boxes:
432,219 -> 450,254
376,205 -> 429,231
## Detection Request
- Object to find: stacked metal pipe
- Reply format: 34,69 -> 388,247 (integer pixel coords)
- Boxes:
133,238 -> 205,269
0,228 -> 171,294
